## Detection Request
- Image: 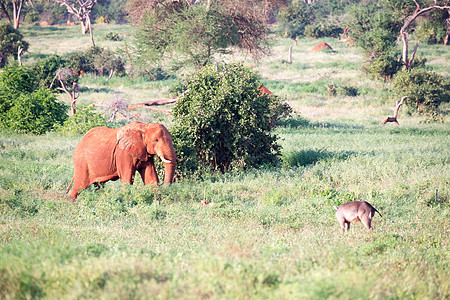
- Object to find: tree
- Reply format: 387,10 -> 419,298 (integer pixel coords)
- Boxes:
0,22 -> 29,67
171,63 -> 292,174
52,0 -> 97,45
0,0 -> 28,29
399,0 -> 450,69
345,1 -> 403,79
277,0 -> 348,42
130,0 -> 285,69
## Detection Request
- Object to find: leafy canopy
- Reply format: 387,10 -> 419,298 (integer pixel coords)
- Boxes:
171,63 -> 291,175
131,1 -> 272,69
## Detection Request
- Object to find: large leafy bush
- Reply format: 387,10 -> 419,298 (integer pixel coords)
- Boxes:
2,87 -> 68,134
172,63 -> 291,175
0,65 -> 68,134
393,68 -> 450,121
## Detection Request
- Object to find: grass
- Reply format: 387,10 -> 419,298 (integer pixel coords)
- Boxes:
1,24 -> 449,299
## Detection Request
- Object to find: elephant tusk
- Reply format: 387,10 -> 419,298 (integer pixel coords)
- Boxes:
159,156 -> 172,163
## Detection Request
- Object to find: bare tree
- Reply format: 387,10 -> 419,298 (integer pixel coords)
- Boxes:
50,68 -> 79,115
401,0 -> 450,69
52,0 -> 97,45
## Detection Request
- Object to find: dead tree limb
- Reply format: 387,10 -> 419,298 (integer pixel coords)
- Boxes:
380,96 -> 408,125
127,97 -> 178,109
50,68 -> 79,115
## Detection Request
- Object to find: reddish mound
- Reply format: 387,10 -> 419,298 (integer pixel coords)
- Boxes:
311,42 -> 333,52
258,85 -> 272,96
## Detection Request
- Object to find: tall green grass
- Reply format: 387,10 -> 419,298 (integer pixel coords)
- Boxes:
1,120 -> 449,299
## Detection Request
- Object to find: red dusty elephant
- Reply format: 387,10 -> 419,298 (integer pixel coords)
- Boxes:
67,121 -> 177,199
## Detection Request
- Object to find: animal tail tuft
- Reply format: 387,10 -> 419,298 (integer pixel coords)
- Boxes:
375,208 -> 383,217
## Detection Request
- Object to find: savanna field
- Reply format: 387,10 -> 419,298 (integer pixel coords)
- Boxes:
1,24 -> 449,299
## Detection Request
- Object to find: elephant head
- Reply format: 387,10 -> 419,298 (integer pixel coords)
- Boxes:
117,121 -> 177,184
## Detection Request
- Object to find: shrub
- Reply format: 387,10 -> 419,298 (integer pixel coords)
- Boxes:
65,47 -> 125,76
0,65 -> 38,115
57,106 -> 106,136
393,68 -> 450,121
0,22 -> 29,67
337,85 -> 358,97
413,18 -> 447,44
362,51 -> 402,80
1,87 -> 68,134
304,24 -> 343,39
104,32 -> 121,41
92,48 -> 125,76
172,63 -> 292,175
31,55 -> 78,89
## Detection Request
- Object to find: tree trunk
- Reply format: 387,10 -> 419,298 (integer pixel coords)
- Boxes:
401,1 -> 450,69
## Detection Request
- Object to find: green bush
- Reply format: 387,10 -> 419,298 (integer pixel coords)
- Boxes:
57,106 -> 107,136
0,22 -> 29,67
414,18 -> 447,45
0,65 -> 37,114
393,68 -> 450,121
31,54 -> 78,89
65,47 -> 125,76
92,48 -> 125,76
1,87 -> 68,134
172,63 -> 292,175
304,24 -> 343,39
103,32 -> 121,41
362,51 -> 402,80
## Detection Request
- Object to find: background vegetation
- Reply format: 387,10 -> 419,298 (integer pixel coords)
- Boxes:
0,1 -> 449,298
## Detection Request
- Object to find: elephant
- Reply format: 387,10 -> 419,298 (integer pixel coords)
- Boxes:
67,121 -> 177,199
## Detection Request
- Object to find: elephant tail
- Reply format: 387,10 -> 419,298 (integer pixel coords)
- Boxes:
66,177 -> 74,194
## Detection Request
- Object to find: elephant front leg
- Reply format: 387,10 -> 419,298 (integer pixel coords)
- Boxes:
138,158 -> 159,185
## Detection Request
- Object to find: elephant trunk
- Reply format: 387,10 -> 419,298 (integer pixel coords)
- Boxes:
159,147 -> 176,184
163,161 -> 176,184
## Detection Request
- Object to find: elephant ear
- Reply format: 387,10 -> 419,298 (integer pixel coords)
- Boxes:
117,122 -> 148,161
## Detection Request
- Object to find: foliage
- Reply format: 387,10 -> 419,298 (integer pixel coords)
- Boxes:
57,106 -> 107,135
0,22 -> 29,67
65,46 -> 125,76
277,0 -> 348,40
304,24 -> 343,39
0,87 -> 68,134
393,68 -> 450,121
362,51 -> 402,80
0,64 -> 37,114
172,63 -> 292,174
413,17 -> 448,44
131,1 -> 273,68
345,1 -> 403,78
31,54 -> 78,89
103,31 -> 121,41
92,0 -> 128,24
346,2 -> 402,58
92,48 -> 126,76
65,46 -> 101,73
0,65 -> 68,134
